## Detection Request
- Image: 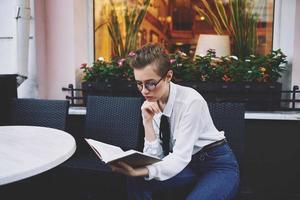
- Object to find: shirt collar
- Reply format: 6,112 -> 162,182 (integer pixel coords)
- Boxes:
162,82 -> 176,117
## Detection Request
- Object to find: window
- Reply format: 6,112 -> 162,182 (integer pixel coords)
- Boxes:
94,0 -> 274,58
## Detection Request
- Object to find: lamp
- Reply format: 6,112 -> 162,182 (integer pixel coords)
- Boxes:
195,34 -> 230,57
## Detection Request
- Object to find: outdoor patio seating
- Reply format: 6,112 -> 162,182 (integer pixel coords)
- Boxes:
154,102 -> 246,200
8,98 -> 69,130
1,98 -> 70,200
58,95 -> 143,200
59,99 -> 246,200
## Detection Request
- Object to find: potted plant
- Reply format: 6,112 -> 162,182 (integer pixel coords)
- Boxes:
81,0 -> 151,102
80,49 -> 287,110
169,49 -> 287,110
106,0 -> 150,57
80,55 -> 141,101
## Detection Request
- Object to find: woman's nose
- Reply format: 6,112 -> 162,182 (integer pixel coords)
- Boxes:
141,85 -> 149,94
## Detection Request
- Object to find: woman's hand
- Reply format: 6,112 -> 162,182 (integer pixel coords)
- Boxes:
141,101 -> 161,124
110,162 -> 149,177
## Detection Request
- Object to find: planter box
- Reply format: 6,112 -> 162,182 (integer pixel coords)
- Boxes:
82,81 -> 282,111
81,81 -> 141,104
180,82 -> 282,111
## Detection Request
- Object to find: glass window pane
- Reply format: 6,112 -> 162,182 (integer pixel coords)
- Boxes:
94,0 -> 274,58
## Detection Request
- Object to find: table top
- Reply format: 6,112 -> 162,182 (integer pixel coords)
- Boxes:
0,126 -> 76,185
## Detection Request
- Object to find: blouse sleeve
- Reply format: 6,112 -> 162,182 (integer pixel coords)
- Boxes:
143,138 -> 164,159
145,99 -> 206,181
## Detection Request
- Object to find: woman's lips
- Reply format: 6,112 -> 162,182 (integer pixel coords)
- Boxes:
144,96 -> 153,100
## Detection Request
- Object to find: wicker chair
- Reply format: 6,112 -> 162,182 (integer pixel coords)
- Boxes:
8,98 -> 69,130
209,102 -> 250,200
84,95 -> 143,151
208,102 -> 245,165
155,102 -> 246,200
59,95 -> 143,200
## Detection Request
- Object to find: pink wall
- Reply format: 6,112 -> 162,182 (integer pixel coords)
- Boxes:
35,0 -> 47,98
35,0 -> 88,99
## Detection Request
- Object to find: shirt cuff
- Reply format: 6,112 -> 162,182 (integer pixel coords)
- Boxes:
144,165 -> 157,181
144,138 -> 162,156
144,138 -> 160,147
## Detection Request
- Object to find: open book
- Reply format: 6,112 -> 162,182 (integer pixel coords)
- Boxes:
85,138 -> 161,168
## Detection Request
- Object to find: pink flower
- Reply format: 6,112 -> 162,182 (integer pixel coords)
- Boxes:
128,52 -> 136,57
87,67 -> 93,72
222,75 -> 231,82
170,59 -> 176,64
80,63 -> 88,69
118,58 -> 126,67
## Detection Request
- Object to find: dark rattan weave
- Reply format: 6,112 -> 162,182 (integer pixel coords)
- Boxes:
58,96 -> 143,200
61,95 -> 143,171
9,98 -> 69,130
208,102 -> 245,163
85,95 -> 143,151
155,102 -> 245,200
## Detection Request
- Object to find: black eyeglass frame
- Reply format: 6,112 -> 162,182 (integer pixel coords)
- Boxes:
136,71 -> 169,91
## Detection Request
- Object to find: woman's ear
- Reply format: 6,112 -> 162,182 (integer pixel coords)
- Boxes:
166,70 -> 173,82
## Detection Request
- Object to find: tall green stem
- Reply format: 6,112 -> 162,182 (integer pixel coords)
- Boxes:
107,0 -> 150,58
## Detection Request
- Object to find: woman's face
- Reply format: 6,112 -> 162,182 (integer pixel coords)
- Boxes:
134,64 -> 172,102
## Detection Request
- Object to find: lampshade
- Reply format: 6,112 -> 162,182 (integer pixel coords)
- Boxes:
195,34 -> 230,57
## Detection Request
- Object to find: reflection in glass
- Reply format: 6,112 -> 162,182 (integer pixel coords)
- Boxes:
94,0 -> 274,59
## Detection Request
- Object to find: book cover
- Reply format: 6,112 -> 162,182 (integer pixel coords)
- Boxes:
85,138 -> 161,168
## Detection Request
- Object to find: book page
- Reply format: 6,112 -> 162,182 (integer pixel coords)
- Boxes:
85,139 -> 124,162
106,149 -> 139,163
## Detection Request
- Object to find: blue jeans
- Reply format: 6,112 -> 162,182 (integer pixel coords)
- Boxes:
127,143 -> 240,200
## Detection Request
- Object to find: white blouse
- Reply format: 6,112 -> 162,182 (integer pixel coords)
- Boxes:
143,82 -> 225,181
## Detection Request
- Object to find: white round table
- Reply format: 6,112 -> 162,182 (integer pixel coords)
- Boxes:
0,126 -> 76,185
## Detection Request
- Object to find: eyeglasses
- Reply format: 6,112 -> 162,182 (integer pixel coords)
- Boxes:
136,72 -> 168,91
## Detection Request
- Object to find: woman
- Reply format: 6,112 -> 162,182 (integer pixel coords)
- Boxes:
110,43 -> 239,200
